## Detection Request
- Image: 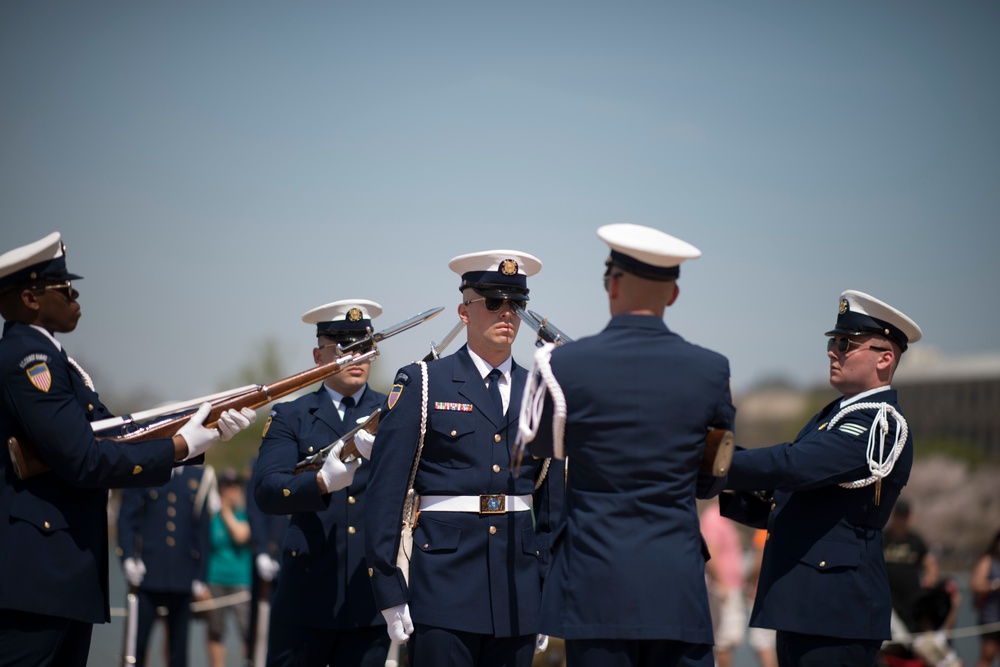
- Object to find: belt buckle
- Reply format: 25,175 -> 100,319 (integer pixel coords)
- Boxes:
479,494 -> 506,514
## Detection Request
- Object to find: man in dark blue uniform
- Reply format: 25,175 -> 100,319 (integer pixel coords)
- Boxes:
518,224 -> 733,667
365,250 -> 552,667
720,290 -> 922,667
116,465 -> 213,667
254,299 -> 388,667
245,456 -> 288,665
0,232 -> 255,667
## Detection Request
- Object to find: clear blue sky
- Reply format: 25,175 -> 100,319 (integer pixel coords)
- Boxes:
2,1 -> 998,406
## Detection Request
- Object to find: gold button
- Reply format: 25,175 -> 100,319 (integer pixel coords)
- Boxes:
308,446 -> 314,453
166,521 -> 176,532
291,550 -> 298,557
450,429 -> 457,437
348,526 -> 356,535
368,568 -> 374,577
167,493 -> 177,503
166,536 -> 175,547
43,521 -> 51,529
167,507 -> 177,517
132,465 -> 143,475
494,434 -> 501,443
150,491 -> 158,500
88,403 -> 94,411
489,526 -> 497,535
423,543 -> 429,549
493,464 -> 501,473
348,496 -> 356,504
770,503 -> 776,511
819,561 -> 826,568
283,489 -> 291,497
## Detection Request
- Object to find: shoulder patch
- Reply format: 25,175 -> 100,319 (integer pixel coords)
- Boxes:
388,384 -> 404,410
394,371 -> 411,386
838,422 -> 869,437
26,363 -> 53,392
19,353 -> 51,370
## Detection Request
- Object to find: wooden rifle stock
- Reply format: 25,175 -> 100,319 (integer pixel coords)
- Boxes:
8,348 -> 378,481
294,408 -> 381,474
702,427 -> 734,477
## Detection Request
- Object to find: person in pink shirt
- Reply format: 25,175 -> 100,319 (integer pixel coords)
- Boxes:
699,503 -> 747,667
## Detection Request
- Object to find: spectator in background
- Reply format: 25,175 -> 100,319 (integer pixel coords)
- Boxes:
245,456 -> 288,665
745,529 -> 778,667
971,529 -> 1000,667
699,503 -> 746,667
883,499 -> 940,633
204,468 -> 253,667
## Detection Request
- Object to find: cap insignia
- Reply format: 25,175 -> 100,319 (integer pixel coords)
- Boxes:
347,308 -> 363,322
500,259 -> 518,276
839,298 -> 848,314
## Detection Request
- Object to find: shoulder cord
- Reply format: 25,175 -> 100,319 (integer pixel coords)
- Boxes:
828,402 -> 909,489
66,356 -> 96,391
398,361 -> 429,567
516,343 -> 564,489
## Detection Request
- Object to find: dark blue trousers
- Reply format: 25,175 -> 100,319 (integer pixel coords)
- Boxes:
266,619 -> 389,667
0,610 -> 93,667
566,638 -> 713,667
408,624 -> 535,667
775,630 -> 881,667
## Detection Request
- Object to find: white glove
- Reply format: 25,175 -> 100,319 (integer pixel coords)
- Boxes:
255,553 -> 280,582
318,441 -> 362,493
123,557 -> 146,587
192,580 -> 208,597
353,429 -> 375,459
535,634 -> 549,654
217,407 -> 257,441
177,403 -> 219,461
381,603 -> 413,644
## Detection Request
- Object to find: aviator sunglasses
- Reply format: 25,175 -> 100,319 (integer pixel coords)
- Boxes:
463,296 -> 527,312
827,335 -> 889,354
29,281 -> 78,301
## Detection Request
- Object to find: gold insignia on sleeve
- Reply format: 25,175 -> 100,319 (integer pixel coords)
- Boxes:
347,308 -> 363,322
262,415 -> 272,437
500,259 -> 518,276
283,489 -> 291,497
818,422 -> 828,431
132,465 -> 143,475
368,567 -> 374,577
839,299 -> 848,314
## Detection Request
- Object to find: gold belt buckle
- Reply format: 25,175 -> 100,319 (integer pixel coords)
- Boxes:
479,494 -> 506,514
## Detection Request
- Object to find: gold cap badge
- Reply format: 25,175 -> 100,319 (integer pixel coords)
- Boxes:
347,308 -> 363,322
500,259 -> 518,276
839,298 -> 848,314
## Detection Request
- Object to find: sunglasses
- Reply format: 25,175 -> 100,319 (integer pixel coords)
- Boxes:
29,281 -> 78,301
603,271 -> 624,292
827,336 -> 889,354
463,296 -> 527,312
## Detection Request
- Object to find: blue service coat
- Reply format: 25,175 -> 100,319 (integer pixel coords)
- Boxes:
254,384 -> 386,629
117,467 -> 211,591
721,388 -> 912,641
0,322 -> 177,623
527,314 -> 735,643
246,458 -> 288,561
365,345 -> 552,638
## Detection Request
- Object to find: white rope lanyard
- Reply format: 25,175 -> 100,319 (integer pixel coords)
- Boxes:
827,401 -> 909,490
67,356 -> 96,391
516,343 -> 567,461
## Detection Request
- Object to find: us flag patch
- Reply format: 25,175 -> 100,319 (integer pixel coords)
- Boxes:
26,363 -> 52,392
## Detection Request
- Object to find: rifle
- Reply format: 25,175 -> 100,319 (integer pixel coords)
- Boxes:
294,408 -> 381,471
8,307 -> 443,480
422,320 -> 466,362
510,304 -> 574,347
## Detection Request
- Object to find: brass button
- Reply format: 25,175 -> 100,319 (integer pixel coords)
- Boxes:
368,568 -> 374,577
43,521 -> 51,529
819,561 -> 826,568
132,465 -> 143,475
308,446 -> 314,453
348,496 -> 356,505
166,521 -> 176,532
166,536 -> 175,547
167,507 -> 177,517
489,526 -> 497,535
150,490 -> 158,500
283,489 -> 291,497
167,492 -> 177,503
494,434 -> 501,443
450,429 -> 457,437
348,526 -> 356,535
291,550 -> 298,557
770,502 -> 776,511
88,403 -> 94,411
423,543 -> 429,549
493,464 -> 501,473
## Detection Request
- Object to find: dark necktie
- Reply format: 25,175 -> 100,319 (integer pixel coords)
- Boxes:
487,368 -> 504,421
341,395 -> 356,427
